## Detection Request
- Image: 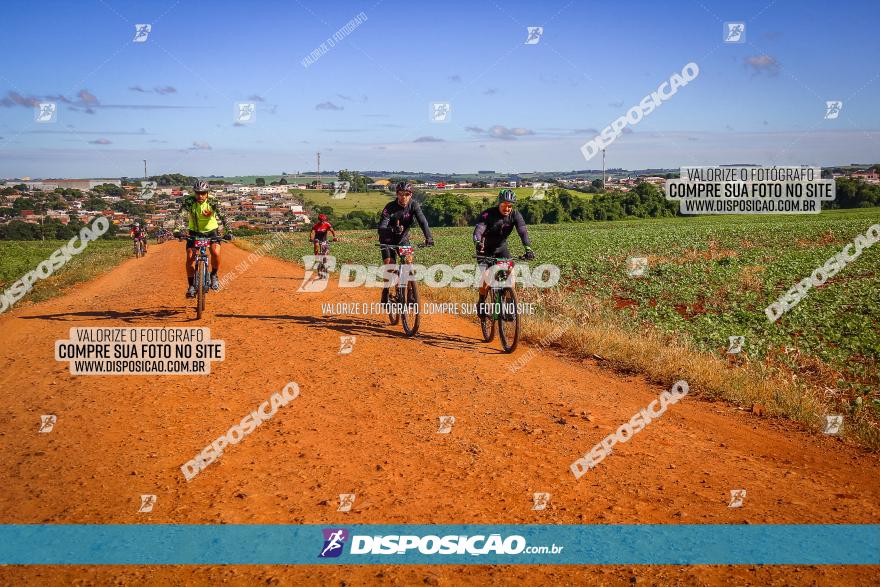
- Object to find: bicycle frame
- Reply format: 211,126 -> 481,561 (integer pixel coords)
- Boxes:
193,239 -> 214,286
186,236 -> 223,319
475,254 -> 527,353
486,266 -> 514,318
477,255 -> 518,297
379,243 -> 416,292
316,240 -> 331,277
133,236 -> 146,257
377,243 -> 425,336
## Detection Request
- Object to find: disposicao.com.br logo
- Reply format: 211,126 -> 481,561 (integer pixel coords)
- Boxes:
317,528 -> 563,558
319,528 -> 349,558
299,258 -> 561,292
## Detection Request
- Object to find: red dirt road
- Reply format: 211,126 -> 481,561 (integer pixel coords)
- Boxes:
0,242 -> 878,585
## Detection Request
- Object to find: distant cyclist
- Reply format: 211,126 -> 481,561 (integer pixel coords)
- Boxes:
310,213 -> 337,255
173,180 -> 232,297
129,222 -> 148,253
473,189 -> 535,315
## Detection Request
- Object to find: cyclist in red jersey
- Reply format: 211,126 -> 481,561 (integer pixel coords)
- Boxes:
309,213 -> 337,254
129,222 -> 148,253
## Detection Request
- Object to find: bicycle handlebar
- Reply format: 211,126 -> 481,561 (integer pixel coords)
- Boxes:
176,236 -> 227,243
375,243 -> 432,250
475,254 -> 531,262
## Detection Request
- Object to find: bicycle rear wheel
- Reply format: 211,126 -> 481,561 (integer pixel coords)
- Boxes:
498,287 -> 520,353
400,281 -> 420,337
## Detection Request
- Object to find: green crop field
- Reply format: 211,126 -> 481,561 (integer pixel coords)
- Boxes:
0,240 -> 130,306
299,188 -> 525,216
299,187 -> 586,216
244,208 -> 880,405
296,190 -> 396,214
424,187 -> 550,201
219,175 -> 319,185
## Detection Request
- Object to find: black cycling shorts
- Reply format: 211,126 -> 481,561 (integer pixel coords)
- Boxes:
477,242 -> 510,269
186,229 -> 220,250
379,239 -> 412,263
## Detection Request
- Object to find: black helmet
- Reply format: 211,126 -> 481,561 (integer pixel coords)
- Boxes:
193,180 -> 210,193
498,189 -> 517,203
395,181 -> 413,194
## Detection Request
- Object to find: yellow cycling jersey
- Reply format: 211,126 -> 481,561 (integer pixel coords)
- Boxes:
189,200 -> 219,232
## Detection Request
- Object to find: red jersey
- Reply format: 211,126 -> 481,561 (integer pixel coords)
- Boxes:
312,221 -> 333,235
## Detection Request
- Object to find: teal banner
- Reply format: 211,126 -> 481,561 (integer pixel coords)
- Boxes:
0,525 -> 877,565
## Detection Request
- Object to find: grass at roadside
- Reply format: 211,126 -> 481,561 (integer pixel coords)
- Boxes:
417,285 -> 862,446
293,187 -> 587,216
0,240 -> 131,307
298,190 -> 394,214
423,187 -> 531,199
239,209 -> 880,450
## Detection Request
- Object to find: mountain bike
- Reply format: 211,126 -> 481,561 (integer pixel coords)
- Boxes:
377,243 -> 430,337
181,234 -> 228,320
314,239 -> 333,279
133,237 -> 146,258
476,254 -> 529,353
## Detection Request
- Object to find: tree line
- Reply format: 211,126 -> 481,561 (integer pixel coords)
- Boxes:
304,177 -> 880,230
0,217 -> 119,240
3,177 -> 879,240
824,178 -> 880,208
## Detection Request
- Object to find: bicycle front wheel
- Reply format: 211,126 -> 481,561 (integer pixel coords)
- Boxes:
400,281 -> 420,337
382,286 -> 399,325
498,287 -> 520,353
480,293 -> 495,342
196,262 -> 206,319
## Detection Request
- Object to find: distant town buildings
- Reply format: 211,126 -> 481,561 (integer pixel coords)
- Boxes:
13,179 -> 122,191
0,178 -> 316,233
850,169 -> 879,183
1,167 -> 875,232
367,179 -> 392,191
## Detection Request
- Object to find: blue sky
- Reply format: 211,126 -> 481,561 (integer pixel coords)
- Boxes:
1,0 -> 878,177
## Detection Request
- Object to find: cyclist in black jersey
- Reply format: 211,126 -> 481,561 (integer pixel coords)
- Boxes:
378,181 -> 434,263
378,181 -> 434,308
473,189 -> 535,316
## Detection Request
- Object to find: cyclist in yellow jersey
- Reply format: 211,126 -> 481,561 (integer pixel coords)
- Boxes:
173,180 -> 232,297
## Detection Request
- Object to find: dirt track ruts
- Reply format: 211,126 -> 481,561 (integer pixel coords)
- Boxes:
0,241 -> 877,586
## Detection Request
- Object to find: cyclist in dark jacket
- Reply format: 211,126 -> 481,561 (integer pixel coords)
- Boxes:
378,181 -> 433,309
378,181 -> 433,263
473,189 -> 535,316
